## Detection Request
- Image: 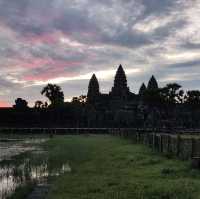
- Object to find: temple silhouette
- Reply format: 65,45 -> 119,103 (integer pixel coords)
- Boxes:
0,64 -> 199,129
87,64 -> 158,110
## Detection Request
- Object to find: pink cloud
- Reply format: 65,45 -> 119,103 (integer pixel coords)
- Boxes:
19,59 -> 50,69
22,31 -> 66,45
27,33 -> 59,44
23,60 -> 82,81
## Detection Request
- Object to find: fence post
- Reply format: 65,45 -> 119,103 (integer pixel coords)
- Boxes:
177,134 -> 181,157
167,135 -> 170,154
146,133 -> 150,146
160,135 -> 163,153
136,131 -> 140,143
152,133 -> 156,151
191,138 -> 195,158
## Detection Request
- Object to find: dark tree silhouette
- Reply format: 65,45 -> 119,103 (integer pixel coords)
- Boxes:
161,83 -> 184,105
44,102 -> 48,108
41,84 -> 64,107
72,95 -> 87,104
185,90 -> 200,107
34,100 -> 44,109
13,98 -> 28,109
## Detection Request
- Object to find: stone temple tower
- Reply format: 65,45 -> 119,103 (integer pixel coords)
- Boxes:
147,75 -> 158,90
110,65 -> 130,99
87,74 -> 100,104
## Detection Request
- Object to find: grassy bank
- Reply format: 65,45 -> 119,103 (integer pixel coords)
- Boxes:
40,135 -> 200,199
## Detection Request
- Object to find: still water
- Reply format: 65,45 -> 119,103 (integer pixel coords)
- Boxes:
0,137 -> 70,199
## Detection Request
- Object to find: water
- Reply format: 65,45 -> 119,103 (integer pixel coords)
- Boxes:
0,138 -> 71,199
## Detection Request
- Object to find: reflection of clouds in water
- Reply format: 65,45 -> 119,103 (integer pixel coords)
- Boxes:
0,170 -> 17,199
0,145 -> 35,161
0,160 -> 72,199
0,138 -> 47,161
0,139 -> 71,199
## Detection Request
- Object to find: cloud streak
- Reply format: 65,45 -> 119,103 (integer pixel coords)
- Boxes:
0,0 -> 199,106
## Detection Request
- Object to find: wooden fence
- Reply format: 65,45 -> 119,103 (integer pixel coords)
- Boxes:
109,129 -> 200,160
1,127 -> 200,160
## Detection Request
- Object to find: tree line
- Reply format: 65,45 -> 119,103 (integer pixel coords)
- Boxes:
4,79 -> 200,128
13,81 -> 200,110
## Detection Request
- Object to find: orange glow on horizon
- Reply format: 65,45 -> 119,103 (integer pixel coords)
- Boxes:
0,101 -> 11,108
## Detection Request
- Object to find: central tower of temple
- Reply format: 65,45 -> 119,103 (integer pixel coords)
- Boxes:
87,74 -> 100,104
110,65 -> 130,99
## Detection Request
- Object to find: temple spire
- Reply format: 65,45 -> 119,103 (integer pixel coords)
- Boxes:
147,75 -> 158,90
87,74 -> 100,103
110,65 -> 129,98
139,83 -> 147,96
113,64 -> 128,89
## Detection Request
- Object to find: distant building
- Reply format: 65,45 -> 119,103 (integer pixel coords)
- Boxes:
87,65 -> 158,111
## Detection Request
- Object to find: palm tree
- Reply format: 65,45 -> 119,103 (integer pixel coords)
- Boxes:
41,84 -> 64,107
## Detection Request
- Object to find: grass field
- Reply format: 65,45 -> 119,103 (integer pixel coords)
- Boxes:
35,134 -> 200,199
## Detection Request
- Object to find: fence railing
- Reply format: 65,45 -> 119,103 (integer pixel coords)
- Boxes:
109,129 -> 200,160
1,127 -> 200,161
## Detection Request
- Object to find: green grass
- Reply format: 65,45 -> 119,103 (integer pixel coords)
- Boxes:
41,135 -> 200,199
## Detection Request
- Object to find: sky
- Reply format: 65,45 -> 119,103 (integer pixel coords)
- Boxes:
0,0 -> 200,107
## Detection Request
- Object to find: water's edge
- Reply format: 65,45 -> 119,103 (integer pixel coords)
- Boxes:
0,137 -> 71,199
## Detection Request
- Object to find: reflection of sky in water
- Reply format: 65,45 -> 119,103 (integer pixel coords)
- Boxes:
0,139 -> 47,161
0,139 -> 71,199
